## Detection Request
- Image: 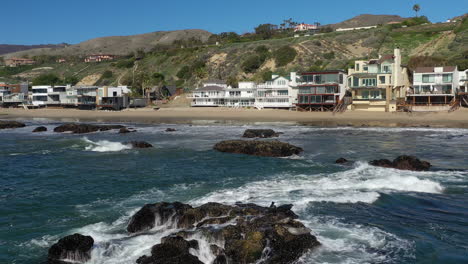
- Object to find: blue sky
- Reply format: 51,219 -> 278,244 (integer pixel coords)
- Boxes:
2,0 -> 466,45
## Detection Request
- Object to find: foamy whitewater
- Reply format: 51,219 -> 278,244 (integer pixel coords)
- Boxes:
1,121 -> 468,263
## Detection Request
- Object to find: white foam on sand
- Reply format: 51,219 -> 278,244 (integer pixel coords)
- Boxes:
82,137 -> 132,152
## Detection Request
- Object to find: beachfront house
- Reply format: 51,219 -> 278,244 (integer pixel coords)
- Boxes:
0,83 -> 29,107
407,66 -> 461,111
347,48 -> 409,112
295,70 -> 348,111
189,81 -> 227,107
32,85 -> 68,107
254,73 -> 299,109
97,86 -> 130,110
225,82 -> 256,107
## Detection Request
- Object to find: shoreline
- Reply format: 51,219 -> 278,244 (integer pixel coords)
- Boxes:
1,107 -> 468,128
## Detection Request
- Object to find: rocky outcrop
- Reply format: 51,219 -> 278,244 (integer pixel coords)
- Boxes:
129,202 -> 320,264
53,123 -> 125,134
370,155 -> 431,171
33,126 -> 47,132
136,236 -> 202,264
125,141 -> 153,148
165,128 -> 177,132
48,233 -> 94,264
119,127 -> 136,134
242,129 -> 281,138
213,140 -> 303,157
0,120 -> 26,129
335,157 -> 348,164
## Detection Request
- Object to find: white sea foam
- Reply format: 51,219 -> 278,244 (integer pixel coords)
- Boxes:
82,137 -> 132,152
192,162 -> 444,210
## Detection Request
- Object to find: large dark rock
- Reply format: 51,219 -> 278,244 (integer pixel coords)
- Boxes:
129,202 -> 320,264
165,128 -> 177,132
214,140 -> 303,157
370,155 -> 431,171
125,141 -> 153,149
33,126 -> 47,133
53,123 -> 125,134
48,233 -> 94,264
242,129 -> 281,138
0,120 -> 26,129
136,236 -> 202,264
335,157 -> 348,164
119,127 -> 136,134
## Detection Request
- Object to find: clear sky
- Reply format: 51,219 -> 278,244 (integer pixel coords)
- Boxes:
2,0 -> 466,45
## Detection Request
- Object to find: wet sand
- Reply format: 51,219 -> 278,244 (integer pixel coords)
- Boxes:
1,107 -> 468,128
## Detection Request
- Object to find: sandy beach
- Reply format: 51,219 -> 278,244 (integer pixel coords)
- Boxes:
1,107 -> 468,128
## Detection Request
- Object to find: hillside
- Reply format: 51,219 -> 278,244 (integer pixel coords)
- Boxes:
0,44 -> 68,55
327,14 -> 407,29
0,15 -> 466,95
3,29 -> 212,58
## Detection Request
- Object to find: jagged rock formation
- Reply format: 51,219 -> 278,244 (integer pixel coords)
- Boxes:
370,155 -> 431,171
242,129 -> 281,138
0,121 -> 26,129
32,126 -> 47,132
214,140 -> 303,157
128,202 -> 320,264
53,123 -> 125,134
48,233 -> 94,264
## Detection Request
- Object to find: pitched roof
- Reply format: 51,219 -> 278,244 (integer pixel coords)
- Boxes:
414,66 -> 457,73
377,54 -> 395,63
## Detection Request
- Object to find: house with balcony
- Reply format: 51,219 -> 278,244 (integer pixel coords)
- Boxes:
31,85 -> 68,106
97,86 -> 130,110
347,48 -> 409,112
296,70 -> 348,111
189,81 -> 227,107
225,82 -> 256,107
407,66 -> 461,111
0,83 -> 28,107
254,72 -> 299,109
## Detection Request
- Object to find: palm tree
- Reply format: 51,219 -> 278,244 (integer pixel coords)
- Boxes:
413,4 -> 421,17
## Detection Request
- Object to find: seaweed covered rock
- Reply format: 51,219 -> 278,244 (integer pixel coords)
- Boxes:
370,155 -> 431,171
125,141 -> 153,149
0,120 -> 26,129
48,233 -> 94,264
214,140 -> 303,157
242,129 -> 281,138
136,236 -> 202,264
129,202 -> 320,264
33,126 -> 47,132
53,123 -> 125,134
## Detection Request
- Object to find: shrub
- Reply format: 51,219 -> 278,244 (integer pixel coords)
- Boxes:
177,66 -> 192,79
63,76 -> 79,85
115,59 -> 135,68
32,74 -> 62,86
323,52 -> 335,60
407,56 -> 448,71
261,70 -> 273,82
402,16 -> 430,27
273,46 -> 297,67
242,55 -> 264,73
101,70 -> 113,79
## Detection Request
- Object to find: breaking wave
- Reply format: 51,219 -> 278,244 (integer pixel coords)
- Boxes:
82,137 -> 132,152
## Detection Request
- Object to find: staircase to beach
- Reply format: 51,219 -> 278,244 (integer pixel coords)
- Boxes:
333,97 -> 352,114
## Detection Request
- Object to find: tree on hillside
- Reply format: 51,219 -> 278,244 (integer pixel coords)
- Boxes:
255,24 -> 278,39
413,4 -> 421,17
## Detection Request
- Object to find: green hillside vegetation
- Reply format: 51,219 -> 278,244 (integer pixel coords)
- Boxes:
1,15 -> 467,95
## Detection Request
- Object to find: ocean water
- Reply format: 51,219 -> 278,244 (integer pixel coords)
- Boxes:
1,120 -> 468,264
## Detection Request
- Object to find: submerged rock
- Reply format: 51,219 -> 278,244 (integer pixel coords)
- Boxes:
335,157 -> 348,164
129,202 -> 320,264
32,126 -> 47,133
0,120 -> 26,129
213,140 -> 303,157
242,129 -> 281,138
119,127 -> 136,134
125,141 -> 153,149
370,155 -> 431,171
54,123 -> 125,134
136,236 -> 202,264
48,233 -> 94,264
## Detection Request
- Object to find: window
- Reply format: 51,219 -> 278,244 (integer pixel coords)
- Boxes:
299,96 -> 308,104
299,87 -> 311,94
361,90 -> 369,99
278,80 -> 287,85
379,76 -> 386,84
356,64 -> 360,71
370,90 -> 381,99
326,86 -> 337,93
422,74 -> 435,83
363,66 -> 368,71
442,85 -> 452,94
362,78 -> 376,87
339,74 -> 343,84
442,74 -> 453,83
314,75 -> 322,84
353,77 -> 359,87
277,90 -> 288,96
316,87 -> 326,94
383,66 -> 390,73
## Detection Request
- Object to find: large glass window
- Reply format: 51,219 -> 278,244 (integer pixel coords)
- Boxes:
379,76 -> 386,84
299,95 -> 308,104
362,90 -> 369,99
316,87 -> 326,94
442,85 -> 452,94
442,74 -> 453,83
326,86 -> 337,93
422,74 -> 435,83
362,78 -> 377,87
277,90 -> 288,96
370,90 -> 381,99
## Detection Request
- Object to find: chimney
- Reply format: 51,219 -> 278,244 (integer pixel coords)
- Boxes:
393,48 -> 402,87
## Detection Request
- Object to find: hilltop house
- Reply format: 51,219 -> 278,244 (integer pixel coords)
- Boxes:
5,57 -> 36,67
84,54 -> 115,63
294,23 -> 318,32
0,83 -> 28,107
295,70 -> 348,111
407,66 -> 461,111
347,48 -> 409,112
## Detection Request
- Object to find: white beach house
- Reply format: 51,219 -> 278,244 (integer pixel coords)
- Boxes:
32,85 -> 68,106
